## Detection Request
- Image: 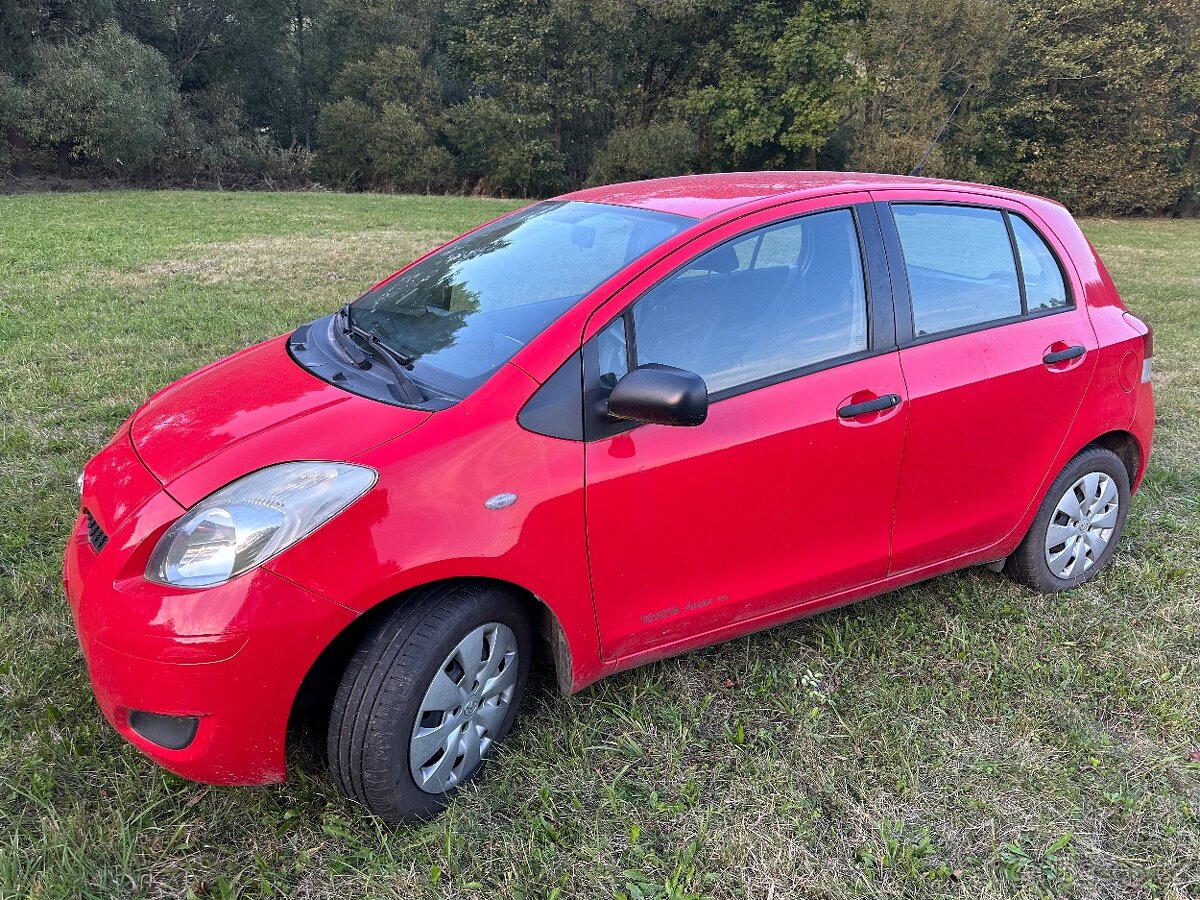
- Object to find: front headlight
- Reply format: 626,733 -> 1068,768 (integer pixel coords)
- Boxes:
147,461 -> 376,588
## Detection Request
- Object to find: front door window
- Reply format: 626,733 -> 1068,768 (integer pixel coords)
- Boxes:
630,208 -> 869,394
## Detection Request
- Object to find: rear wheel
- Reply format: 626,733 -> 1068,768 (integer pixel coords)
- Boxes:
327,582 -> 531,823
1004,445 -> 1130,593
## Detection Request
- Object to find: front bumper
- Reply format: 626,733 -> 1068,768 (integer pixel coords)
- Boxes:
64,440 -> 358,785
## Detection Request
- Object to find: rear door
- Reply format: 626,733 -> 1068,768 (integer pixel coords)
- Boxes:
582,197 -> 909,661
875,192 -> 1098,573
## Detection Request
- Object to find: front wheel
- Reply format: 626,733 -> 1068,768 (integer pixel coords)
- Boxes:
327,582 -> 531,823
1004,445 -> 1130,593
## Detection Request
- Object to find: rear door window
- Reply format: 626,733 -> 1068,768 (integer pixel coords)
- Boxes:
891,205 -> 1021,337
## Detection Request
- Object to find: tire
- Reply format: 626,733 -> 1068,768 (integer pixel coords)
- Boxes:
1003,445 -> 1130,593
327,582 -> 531,823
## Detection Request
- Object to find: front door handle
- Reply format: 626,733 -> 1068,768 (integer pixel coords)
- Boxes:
837,393 -> 901,418
1043,345 -> 1085,365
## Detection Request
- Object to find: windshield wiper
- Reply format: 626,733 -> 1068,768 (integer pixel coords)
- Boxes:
367,334 -> 426,404
330,305 -> 371,367
338,304 -> 420,364
336,305 -> 425,405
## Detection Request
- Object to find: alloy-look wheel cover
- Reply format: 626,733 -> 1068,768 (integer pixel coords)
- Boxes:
1044,471 -> 1120,579
409,622 -> 518,794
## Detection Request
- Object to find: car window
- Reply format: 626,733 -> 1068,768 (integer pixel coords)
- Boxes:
892,204 -> 1021,337
630,208 -> 868,395
352,201 -> 692,397
596,316 -> 629,388
754,219 -> 807,268
1010,215 -> 1070,311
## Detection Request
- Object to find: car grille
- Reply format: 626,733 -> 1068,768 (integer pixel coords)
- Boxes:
84,509 -> 109,553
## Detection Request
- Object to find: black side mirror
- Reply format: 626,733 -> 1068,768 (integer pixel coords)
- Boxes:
606,364 -> 708,427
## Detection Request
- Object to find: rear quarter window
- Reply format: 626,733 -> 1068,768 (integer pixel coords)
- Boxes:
1010,215 -> 1070,311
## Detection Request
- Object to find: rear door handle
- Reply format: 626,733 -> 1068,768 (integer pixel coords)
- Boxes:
1043,345 -> 1085,364
837,393 -> 901,418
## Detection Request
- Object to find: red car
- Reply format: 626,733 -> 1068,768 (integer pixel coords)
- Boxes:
65,173 -> 1154,821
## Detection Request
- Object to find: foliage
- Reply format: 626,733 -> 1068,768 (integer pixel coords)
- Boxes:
443,97 -> 569,196
843,0 -> 1011,178
21,22 -> 180,175
976,0 -> 1192,214
316,45 -> 452,191
588,122 -> 699,184
0,0 -> 1198,211
685,0 -> 867,169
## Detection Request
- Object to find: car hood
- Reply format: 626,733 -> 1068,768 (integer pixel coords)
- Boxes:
131,335 -> 431,506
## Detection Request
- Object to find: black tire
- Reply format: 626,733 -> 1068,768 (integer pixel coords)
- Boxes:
1003,445 -> 1130,593
327,582 -> 531,823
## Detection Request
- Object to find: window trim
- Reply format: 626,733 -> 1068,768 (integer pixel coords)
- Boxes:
1003,211 -> 1029,316
878,199 -> 1076,349
897,304 -> 1080,350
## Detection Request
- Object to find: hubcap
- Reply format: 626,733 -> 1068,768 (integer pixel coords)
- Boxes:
1044,471 -> 1119,579
409,622 -> 518,794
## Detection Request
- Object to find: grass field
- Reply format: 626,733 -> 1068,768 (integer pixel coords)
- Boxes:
0,191 -> 1197,900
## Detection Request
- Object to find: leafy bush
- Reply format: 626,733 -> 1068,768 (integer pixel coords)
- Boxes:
588,122 -> 699,185
314,98 -> 450,192
0,72 -> 29,174
314,99 -> 377,188
444,97 -> 569,197
23,23 -> 179,175
368,103 -> 452,193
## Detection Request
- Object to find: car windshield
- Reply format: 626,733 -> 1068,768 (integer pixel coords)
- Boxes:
351,200 -> 694,398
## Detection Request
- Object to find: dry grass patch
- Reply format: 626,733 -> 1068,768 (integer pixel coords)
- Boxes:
101,227 -> 453,289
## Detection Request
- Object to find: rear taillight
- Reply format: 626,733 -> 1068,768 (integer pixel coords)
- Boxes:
1141,323 -> 1153,382
1124,313 -> 1153,383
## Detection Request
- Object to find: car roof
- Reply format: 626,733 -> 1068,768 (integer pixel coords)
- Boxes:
560,171 -> 1059,220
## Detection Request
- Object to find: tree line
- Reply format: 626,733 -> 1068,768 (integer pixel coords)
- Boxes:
1,0 -> 1197,214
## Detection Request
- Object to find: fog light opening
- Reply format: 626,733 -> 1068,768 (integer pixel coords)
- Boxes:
128,710 -> 200,750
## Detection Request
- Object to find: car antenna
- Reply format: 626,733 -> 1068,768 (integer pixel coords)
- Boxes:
908,83 -> 972,177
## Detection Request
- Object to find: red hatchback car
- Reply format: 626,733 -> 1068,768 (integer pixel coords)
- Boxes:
66,173 -> 1154,821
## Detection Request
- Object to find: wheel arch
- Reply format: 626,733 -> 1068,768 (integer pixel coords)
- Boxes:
287,576 -> 573,757
1089,429 -> 1143,489
989,426 -> 1146,567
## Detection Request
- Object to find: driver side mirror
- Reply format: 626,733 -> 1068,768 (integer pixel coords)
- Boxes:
606,364 -> 708,427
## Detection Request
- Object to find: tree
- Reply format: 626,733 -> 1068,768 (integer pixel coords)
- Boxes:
315,45 -> 450,191
0,0 -> 1197,211
24,22 -> 179,175
115,0 -> 302,146
685,0 -> 866,170
446,0 -> 619,189
843,0 -> 1010,177
314,98 -> 375,186
977,0 -> 1188,214
443,97 -> 568,196
1,0 -> 118,75
588,121 -> 698,184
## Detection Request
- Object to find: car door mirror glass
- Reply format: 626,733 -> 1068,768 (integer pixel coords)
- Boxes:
606,364 -> 708,427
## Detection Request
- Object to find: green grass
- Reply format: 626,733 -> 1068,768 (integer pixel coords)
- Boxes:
1,191 -> 1197,900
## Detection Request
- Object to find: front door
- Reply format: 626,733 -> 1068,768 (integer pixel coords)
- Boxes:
583,202 -> 909,661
